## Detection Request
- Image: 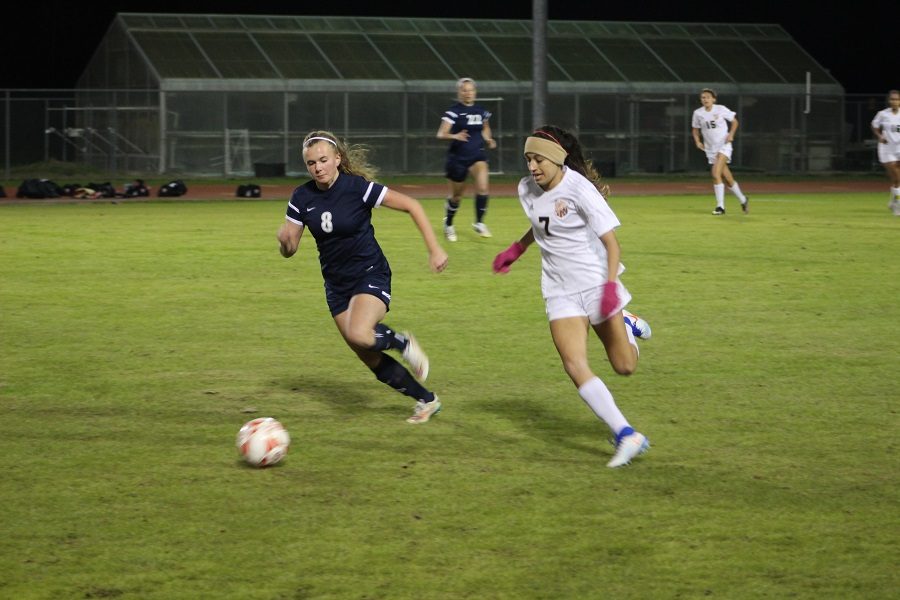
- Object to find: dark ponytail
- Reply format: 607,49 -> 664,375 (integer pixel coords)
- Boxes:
532,125 -> 609,197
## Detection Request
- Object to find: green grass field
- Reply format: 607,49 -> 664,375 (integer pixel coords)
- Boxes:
1,192 -> 897,599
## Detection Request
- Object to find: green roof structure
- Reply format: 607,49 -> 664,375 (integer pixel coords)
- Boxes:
82,14 -> 840,94
67,14 -> 844,175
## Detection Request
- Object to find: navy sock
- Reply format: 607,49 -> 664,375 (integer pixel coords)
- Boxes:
370,354 -> 434,402
445,200 -> 459,226
372,323 -> 407,352
475,194 -> 489,223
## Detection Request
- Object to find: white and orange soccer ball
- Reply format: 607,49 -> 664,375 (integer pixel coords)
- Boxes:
236,417 -> 290,467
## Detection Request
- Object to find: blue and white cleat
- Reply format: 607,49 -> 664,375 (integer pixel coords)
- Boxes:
607,428 -> 650,468
623,310 -> 652,340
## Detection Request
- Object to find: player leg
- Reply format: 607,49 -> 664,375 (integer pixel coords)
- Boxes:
443,160 -> 467,241
339,292 -> 430,381
588,278 -> 649,466
593,315 -> 650,468
710,153 -> 726,214
443,181 -> 464,241
722,162 -> 749,213
333,294 -> 440,422
469,160 -> 492,237
593,312 -> 639,376
885,160 -> 900,215
549,315 -> 647,467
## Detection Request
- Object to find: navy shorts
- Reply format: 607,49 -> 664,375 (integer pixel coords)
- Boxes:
445,152 -> 487,182
324,270 -> 392,317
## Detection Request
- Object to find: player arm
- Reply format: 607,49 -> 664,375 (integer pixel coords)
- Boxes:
491,228 -> 534,274
872,123 -> 886,143
692,127 -> 704,150
726,117 -> 739,143
516,228 -> 535,248
598,229 -> 621,282
277,220 -> 303,258
437,119 -> 468,143
482,121 -> 498,149
597,228 -> 625,319
436,119 -> 453,140
381,189 -> 448,273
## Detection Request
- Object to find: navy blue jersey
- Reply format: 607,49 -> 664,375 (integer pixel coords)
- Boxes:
443,102 -> 492,161
285,174 -> 391,287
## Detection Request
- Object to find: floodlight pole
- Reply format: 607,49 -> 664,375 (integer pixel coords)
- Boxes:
532,0 -> 548,129
4,90 -> 9,179
804,71 -> 811,114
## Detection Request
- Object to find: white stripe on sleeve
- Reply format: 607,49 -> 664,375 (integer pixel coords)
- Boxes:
374,186 -> 388,207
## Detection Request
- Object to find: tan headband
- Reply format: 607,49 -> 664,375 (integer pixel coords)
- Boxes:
524,136 -> 567,165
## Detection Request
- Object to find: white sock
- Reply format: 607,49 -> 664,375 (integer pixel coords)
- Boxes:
730,181 -> 747,203
578,376 -> 629,434
891,187 -> 900,202
714,183 -> 725,208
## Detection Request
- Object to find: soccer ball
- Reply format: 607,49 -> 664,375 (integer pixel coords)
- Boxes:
236,417 -> 290,467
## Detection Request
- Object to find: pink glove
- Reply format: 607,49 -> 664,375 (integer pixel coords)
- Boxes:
492,242 -> 527,274
599,281 -> 621,320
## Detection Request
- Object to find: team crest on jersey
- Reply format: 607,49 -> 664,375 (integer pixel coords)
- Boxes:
555,199 -> 569,217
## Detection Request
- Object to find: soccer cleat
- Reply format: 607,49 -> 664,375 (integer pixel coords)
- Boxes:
712,206 -> 725,215
472,222 -> 493,237
741,197 -> 749,214
623,310 -> 652,340
607,430 -> 650,468
443,218 -> 458,242
401,332 -> 429,381
406,396 -> 442,424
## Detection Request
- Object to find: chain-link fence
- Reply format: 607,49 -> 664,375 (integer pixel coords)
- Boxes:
1,89 -> 886,178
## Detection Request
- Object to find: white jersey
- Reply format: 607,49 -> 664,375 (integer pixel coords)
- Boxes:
517,167 -> 624,299
692,104 -> 736,149
871,108 -> 900,145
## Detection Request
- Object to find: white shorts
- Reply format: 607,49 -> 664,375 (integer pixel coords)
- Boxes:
877,142 -> 900,164
545,282 -> 632,325
706,142 -> 733,165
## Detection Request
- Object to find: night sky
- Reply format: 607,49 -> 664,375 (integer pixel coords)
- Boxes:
1,0 -> 894,94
